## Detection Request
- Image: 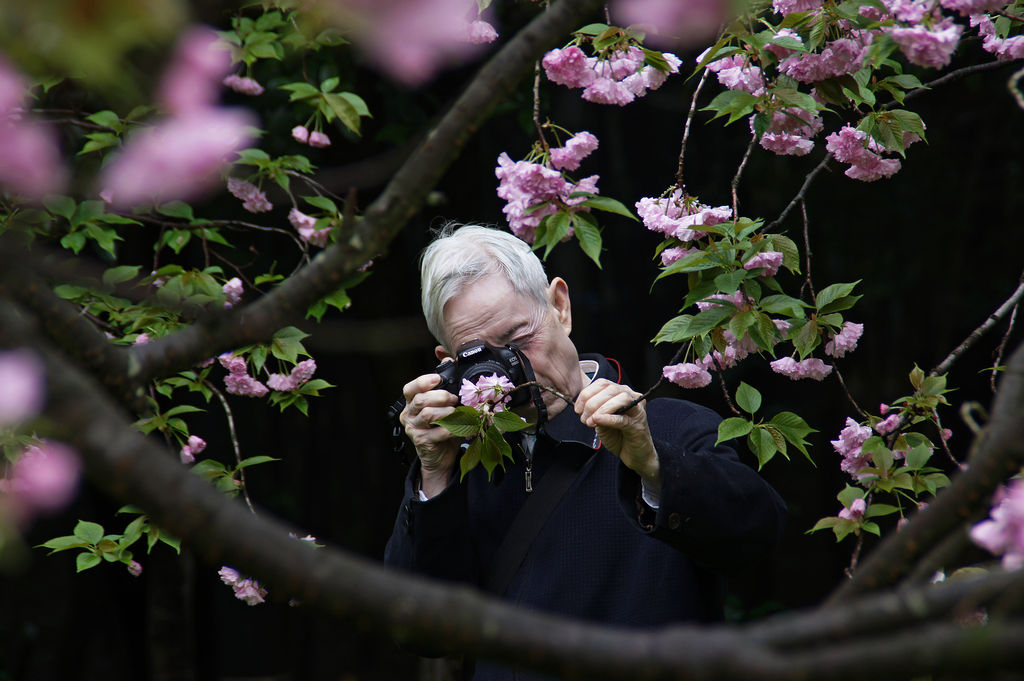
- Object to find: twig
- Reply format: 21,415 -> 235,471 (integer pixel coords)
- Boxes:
832,365 -> 869,420
766,153 -> 832,232
617,342 -> 688,413
511,380 -> 574,408
845,531 -> 865,578
930,408 -> 961,468
676,69 -> 710,190
714,359 -> 742,416
532,60 -> 550,156
902,59 -> 1021,105
208,381 -> 257,515
992,297 -> 1019,393
731,132 -> 757,219
799,199 -> 815,301
994,9 -> 1024,21
285,170 -> 349,202
931,275 -> 1024,377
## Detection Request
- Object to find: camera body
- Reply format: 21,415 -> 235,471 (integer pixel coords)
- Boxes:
435,339 -> 531,408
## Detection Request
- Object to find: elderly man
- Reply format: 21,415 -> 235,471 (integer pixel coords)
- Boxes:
386,225 -> 786,679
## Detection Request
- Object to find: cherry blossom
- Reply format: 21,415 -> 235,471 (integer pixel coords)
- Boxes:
755,108 -> 824,157
874,413 -> 901,435
267,359 -> 317,392
703,54 -> 765,95
292,125 -> 310,143
542,45 -> 681,105
459,373 -> 515,412
831,417 -> 874,479
549,131 -> 599,171
127,560 -> 144,577
219,565 -> 268,605
825,321 -> 864,357
464,19 -> 498,45
889,19 -> 963,68
158,27 -> 232,116
308,131 -> 331,148
825,126 -> 902,182
772,0 -> 823,14
636,189 -> 732,242
611,0 -> 724,47
288,208 -> 331,247
770,356 -> 833,381
778,38 -> 866,83
222,74 -> 265,96
663,362 -> 713,388
970,479 -> 1024,570
219,354 -> 269,398
1,442 -> 82,524
743,251 -> 784,276
0,350 -> 45,425
838,497 -> 866,521
180,435 -> 207,464
227,177 -> 273,213
223,278 -> 243,307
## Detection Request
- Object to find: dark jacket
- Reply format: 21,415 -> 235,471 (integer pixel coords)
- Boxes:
385,355 -> 787,679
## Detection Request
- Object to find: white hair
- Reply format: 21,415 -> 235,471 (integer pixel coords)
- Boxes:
420,224 -> 549,349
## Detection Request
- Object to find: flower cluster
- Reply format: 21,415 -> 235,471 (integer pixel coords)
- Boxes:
288,208 -> 331,247
222,277 -> 243,307
778,38 -> 866,83
542,45 -> 681,106
227,177 -> 273,213
636,189 -> 732,242
219,354 -> 269,398
222,74 -> 265,96
267,359 -> 317,392
100,26 -> 256,207
464,19 -> 498,45
494,141 -> 600,243
824,321 -> 864,358
831,417 -> 874,479
292,125 -> 331,148
549,131 -> 599,171
770,356 -> 833,381
888,19 -> 963,68
459,373 -> 515,412
971,14 -> 1024,59
702,54 -> 765,95
875,413 -> 902,435
970,479 -> 1024,570
743,250 -> 784,276
219,566 -> 267,606
179,435 -> 206,464
826,126 -> 915,182
756,108 -> 824,157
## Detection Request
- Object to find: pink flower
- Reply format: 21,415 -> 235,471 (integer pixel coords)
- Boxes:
127,560 -> 143,577
941,0 -> 1007,14
5,441 -> 81,516
0,350 -> 45,426
0,116 -> 67,198
180,435 -> 207,464
879,402 -> 890,415
219,566 -> 241,585
227,177 -> 273,213
755,107 -> 824,157
291,125 -> 310,143
635,189 -> 732,242
660,246 -> 697,266
267,359 -> 317,392
288,208 -> 330,247
232,577 -> 268,605
831,417 -> 874,479
875,413 -> 901,435
772,0 -> 823,13
704,55 -> 765,95
743,250 -> 784,276
970,14 -> 1024,59
494,152 -> 599,242
158,26 -> 232,116
459,373 -> 515,412
888,19 -> 963,68
825,321 -> 864,358
582,76 -> 637,106
765,29 -> 804,59
222,277 -> 243,307
308,131 -> 331,148
464,19 -> 498,44
838,497 -> 866,521
826,126 -> 901,182
970,479 -> 1024,570
222,74 -> 265,96
611,0 -> 724,47
662,363 -> 712,388
779,38 -> 865,83
224,373 -> 269,398
218,353 -> 248,375
542,47 -> 596,88
133,333 -> 151,345
100,108 -> 257,208
941,428 -> 953,442
549,131 -> 599,171
770,357 -> 833,381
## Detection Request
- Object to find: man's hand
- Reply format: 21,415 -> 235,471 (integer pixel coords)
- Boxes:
574,379 -> 660,488
400,373 -> 460,498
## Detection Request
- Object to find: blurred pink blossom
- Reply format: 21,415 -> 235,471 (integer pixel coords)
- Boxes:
970,479 -> 1024,570
127,560 -> 143,577
772,0 -> 824,13
219,565 -> 268,605
223,277 -> 244,307
0,350 -> 45,425
158,27 -> 232,115
308,131 -> 332,148
292,125 -> 310,143
612,0 -> 724,47
464,19 -> 498,44
333,0 -> 487,86
875,413 -> 901,435
3,442 -> 82,520
267,359 -> 318,392
288,208 -> 330,247
222,74 -> 265,96
227,177 -> 273,213
100,108 -> 256,208
662,363 -> 712,389
838,497 -> 866,521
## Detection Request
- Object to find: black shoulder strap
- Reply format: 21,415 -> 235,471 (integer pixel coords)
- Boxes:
482,447 -> 593,595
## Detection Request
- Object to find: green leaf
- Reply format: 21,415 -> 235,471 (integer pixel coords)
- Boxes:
38,536 -> 91,553
717,417 -> 753,444
735,382 -> 762,415
459,439 -> 482,480
684,305 -> 733,338
302,195 -> 338,213
492,410 -> 531,432
579,195 -> 637,220
73,520 -> 104,544
44,195 -> 76,220
574,22 -> 611,36
573,216 -> 603,268
815,281 -> 860,311
808,516 -> 841,533
236,455 -> 280,469
320,76 -> 340,93
905,444 -> 932,470
714,269 -> 748,295
837,484 -> 864,508
653,315 -> 693,344
76,552 -> 102,572
323,93 -> 361,135
434,407 -> 483,438
157,201 -> 195,221
60,231 -> 86,254
281,81 -> 321,101
865,503 -> 899,518
336,91 -> 371,118
748,427 -> 778,469
792,319 -> 820,358
702,90 -> 760,125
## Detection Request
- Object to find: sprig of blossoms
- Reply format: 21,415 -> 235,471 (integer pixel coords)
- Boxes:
494,134 -> 601,243
636,189 -> 732,242
218,353 -> 269,398
824,321 -> 864,358
288,208 -> 330,247
459,373 -> 515,413
541,43 -> 681,106
267,359 -> 317,392
662,362 -> 712,388
826,126 -> 920,182
770,356 -> 834,381
227,177 -> 273,213
831,417 -> 874,479
754,108 -> 824,157
218,566 -> 267,606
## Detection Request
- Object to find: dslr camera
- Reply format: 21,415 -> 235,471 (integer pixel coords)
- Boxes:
435,339 -> 532,409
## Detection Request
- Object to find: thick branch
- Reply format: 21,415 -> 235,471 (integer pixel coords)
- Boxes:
828,341 -> 1024,602
131,0 -> 606,387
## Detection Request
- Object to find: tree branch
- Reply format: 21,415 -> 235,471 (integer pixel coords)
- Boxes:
131,0 -> 607,387
931,275 -> 1024,377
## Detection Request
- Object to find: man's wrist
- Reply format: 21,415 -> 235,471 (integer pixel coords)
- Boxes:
419,465 -> 453,499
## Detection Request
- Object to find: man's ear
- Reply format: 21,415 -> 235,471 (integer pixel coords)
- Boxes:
435,345 -> 453,363
547,277 -> 572,335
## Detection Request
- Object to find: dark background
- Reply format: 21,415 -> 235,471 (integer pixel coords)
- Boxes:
2,9 -> 1022,679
